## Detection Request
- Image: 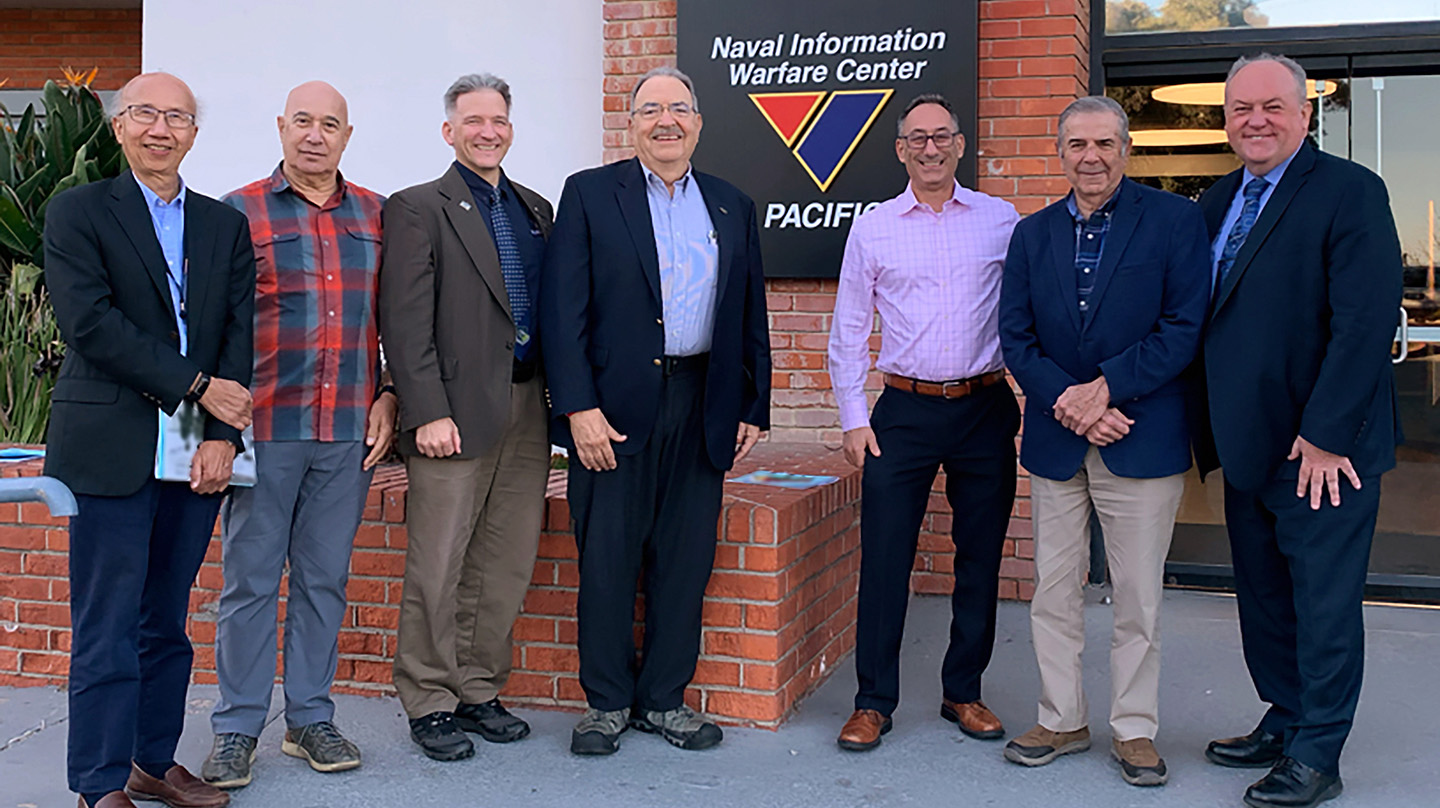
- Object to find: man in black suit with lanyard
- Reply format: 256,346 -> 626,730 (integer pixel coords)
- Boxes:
1194,54 -> 1402,808
541,66 -> 770,757
44,72 -> 255,808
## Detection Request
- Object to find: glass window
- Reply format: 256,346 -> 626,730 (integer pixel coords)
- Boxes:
1106,1 -> 1440,36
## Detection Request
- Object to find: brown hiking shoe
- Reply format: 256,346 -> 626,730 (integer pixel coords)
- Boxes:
1003,724 -> 1091,766
1113,737 -> 1169,786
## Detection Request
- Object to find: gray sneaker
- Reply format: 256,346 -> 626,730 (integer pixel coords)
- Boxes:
282,721 -> 362,772
201,732 -> 258,788
630,705 -> 723,750
570,707 -> 630,756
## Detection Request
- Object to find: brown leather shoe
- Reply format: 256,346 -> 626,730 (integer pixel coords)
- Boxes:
940,698 -> 1005,740
79,794 -> 138,808
124,764 -> 230,808
836,709 -> 892,751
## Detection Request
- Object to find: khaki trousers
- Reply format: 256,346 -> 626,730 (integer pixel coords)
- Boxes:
1029,446 -> 1184,741
393,378 -> 549,718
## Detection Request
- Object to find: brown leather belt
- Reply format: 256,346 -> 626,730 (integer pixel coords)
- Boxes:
883,370 -> 1007,399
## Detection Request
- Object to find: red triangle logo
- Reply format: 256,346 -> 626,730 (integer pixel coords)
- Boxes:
750,92 -> 827,147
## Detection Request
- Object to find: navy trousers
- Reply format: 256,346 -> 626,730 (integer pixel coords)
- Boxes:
67,479 -> 223,794
1224,475 -> 1380,777
853,382 -> 1020,715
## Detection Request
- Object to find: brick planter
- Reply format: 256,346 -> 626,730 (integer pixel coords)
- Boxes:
0,443 -> 860,728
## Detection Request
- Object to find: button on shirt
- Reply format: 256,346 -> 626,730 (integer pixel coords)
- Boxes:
222,165 -> 386,442
136,174 -> 188,356
455,162 -> 545,362
1211,146 -> 1300,289
645,165 -> 719,356
1066,186 -> 1122,328
828,181 -> 1021,431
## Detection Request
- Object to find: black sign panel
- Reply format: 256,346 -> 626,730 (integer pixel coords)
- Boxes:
679,1 -> 978,278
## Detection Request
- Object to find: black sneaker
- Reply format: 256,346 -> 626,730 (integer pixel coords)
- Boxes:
456,698 -> 530,743
629,705 -> 723,751
571,708 -> 629,756
201,732 -> 257,788
408,711 -> 474,761
283,721 -> 362,772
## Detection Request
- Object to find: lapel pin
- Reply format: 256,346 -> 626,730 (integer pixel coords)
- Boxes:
719,206 -> 728,215
459,200 -> 472,211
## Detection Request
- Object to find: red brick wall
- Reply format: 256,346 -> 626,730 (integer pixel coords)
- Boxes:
602,0 -> 1090,599
0,7 -> 141,91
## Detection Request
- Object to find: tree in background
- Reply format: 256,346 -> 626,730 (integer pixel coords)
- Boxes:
1107,0 -> 1270,34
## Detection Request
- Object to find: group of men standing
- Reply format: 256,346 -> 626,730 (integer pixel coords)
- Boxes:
828,53 -> 1400,808
40,51 -> 1397,808
44,65 -> 768,808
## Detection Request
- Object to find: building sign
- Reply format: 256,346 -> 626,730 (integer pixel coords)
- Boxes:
679,2 -> 978,278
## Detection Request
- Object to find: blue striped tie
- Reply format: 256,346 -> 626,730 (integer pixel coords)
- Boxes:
486,190 -> 530,354
1216,177 -> 1270,290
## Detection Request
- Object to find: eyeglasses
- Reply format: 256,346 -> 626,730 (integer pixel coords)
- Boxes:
122,104 -> 197,130
900,130 -> 956,150
633,102 -> 695,121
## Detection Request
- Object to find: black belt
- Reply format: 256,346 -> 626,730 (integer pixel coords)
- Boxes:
513,358 -> 538,383
660,353 -> 708,376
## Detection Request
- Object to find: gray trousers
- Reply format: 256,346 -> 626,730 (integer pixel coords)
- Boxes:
212,440 -> 372,737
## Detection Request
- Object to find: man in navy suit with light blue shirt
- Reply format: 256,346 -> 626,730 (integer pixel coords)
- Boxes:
1194,54 -> 1402,808
1000,96 -> 1210,787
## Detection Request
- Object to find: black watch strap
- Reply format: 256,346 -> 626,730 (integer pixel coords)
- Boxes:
186,372 -> 211,404
376,384 -> 397,400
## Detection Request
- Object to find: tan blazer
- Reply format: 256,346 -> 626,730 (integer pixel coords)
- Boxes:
379,164 -> 553,459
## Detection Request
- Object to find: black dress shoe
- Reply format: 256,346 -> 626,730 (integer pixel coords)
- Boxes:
408,711 -> 474,761
456,698 -> 531,743
1244,757 -> 1342,807
1207,727 -> 1285,768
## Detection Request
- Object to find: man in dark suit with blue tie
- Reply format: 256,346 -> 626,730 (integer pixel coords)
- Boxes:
1195,54 -> 1403,808
541,66 -> 770,756
44,72 -> 255,808
999,96 -> 1210,787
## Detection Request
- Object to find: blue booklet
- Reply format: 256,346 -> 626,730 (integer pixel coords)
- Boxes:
728,470 -> 839,490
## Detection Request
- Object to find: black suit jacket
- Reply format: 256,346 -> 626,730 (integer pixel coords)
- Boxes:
43,172 -> 256,497
540,158 -> 770,471
1193,142 -> 1402,492
379,165 -> 553,460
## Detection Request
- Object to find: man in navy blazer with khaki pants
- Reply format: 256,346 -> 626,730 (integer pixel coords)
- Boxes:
541,66 -> 770,757
1194,55 -> 1403,808
1000,96 -> 1210,786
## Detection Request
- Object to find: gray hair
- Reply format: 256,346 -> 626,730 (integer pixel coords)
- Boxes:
1227,53 -> 1308,105
897,93 -> 962,137
105,72 -> 201,125
1057,95 -> 1130,152
445,73 -> 511,116
630,66 -> 699,111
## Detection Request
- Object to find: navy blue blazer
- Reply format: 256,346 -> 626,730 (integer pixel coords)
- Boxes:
1192,142 -> 1402,492
539,158 -> 771,471
1000,179 -> 1210,480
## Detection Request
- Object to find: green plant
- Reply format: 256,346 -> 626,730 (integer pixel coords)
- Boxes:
0,70 -> 128,442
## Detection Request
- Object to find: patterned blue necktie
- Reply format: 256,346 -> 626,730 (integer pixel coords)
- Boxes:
486,190 -> 530,351
1216,177 -> 1270,290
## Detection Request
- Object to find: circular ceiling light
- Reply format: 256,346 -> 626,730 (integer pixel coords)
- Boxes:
1151,80 -> 1338,106
1131,129 -> 1230,147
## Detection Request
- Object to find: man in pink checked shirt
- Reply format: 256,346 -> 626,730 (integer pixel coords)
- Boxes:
829,93 -> 1022,753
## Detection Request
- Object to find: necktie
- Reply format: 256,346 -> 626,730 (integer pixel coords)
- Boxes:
486,190 -> 530,351
1216,177 -> 1270,290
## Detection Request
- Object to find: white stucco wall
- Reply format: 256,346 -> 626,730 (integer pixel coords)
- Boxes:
143,0 -> 601,203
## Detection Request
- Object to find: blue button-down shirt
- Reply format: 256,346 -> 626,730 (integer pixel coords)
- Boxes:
1211,146 -> 1300,289
136,173 -> 188,356
1065,184 -> 1122,328
455,162 -> 544,362
644,164 -> 719,356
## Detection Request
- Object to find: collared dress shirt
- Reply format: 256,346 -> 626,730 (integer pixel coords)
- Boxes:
1066,186 -> 1123,328
1211,145 -> 1301,288
829,180 -> 1021,432
454,161 -> 545,363
137,174 -> 188,356
223,165 -> 385,442
644,164 -> 719,356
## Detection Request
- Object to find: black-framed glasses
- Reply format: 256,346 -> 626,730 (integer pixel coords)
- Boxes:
122,104 -> 197,130
633,101 -> 695,121
900,130 -> 956,150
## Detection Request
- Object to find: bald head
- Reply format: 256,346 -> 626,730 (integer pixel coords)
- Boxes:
277,80 -> 354,192
111,72 -> 197,121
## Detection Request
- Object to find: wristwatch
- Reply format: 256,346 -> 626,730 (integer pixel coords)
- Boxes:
185,372 -> 211,404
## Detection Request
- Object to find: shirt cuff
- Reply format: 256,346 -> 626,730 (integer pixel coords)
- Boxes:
839,399 -> 871,433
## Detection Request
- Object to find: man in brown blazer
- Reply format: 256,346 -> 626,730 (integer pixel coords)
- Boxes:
379,73 -> 553,762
